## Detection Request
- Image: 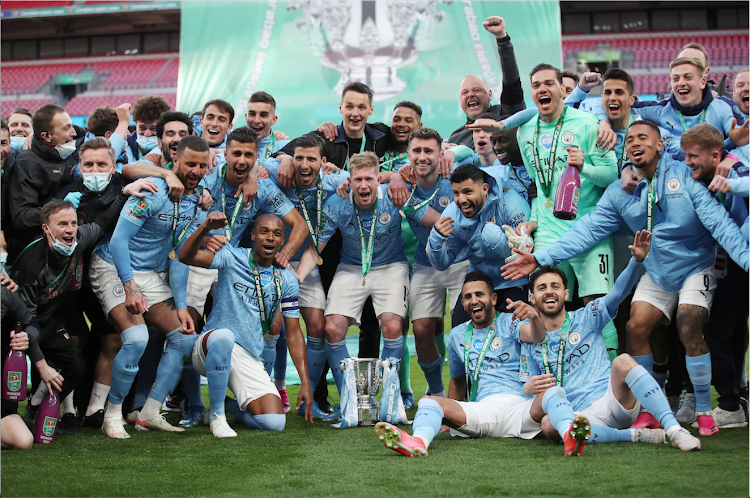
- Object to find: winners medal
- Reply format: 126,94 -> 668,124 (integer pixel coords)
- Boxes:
532,108 -> 567,213
399,176 -> 442,218
248,250 -> 283,340
170,197 -> 199,260
295,172 -> 325,266
354,195 -> 378,288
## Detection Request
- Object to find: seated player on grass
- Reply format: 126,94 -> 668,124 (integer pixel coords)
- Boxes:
522,231 -> 702,456
374,270 -> 546,457
179,211 -> 313,437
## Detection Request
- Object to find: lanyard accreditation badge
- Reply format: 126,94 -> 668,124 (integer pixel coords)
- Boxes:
381,150 -> 408,171
540,312 -> 572,387
399,176 -> 442,217
247,252 -> 283,339
463,312 -> 499,402
532,107 -> 567,208
676,108 -> 705,132
169,199 -> 199,259
296,172 -> 324,265
220,164 -> 243,240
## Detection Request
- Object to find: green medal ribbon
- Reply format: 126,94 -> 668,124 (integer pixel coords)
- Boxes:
353,195 -> 378,285
295,172 -> 324,261
531,107 -> 567,200
264,133 -> 276,160
540,312 -> 572,387
400,176 -> 442,216
344,136 -> 367,171
381,150 -> 408,171
220,165 -> 244,239
247,252 -> 283,337
171,198 -> 199,252
646,174 -> 658,232
676,108 -> 706,132
463,312 -> 500,402
616,116 -> 635,176
165,161 -> 173,171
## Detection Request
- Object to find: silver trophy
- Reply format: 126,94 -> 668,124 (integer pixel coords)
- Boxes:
342,357 -> 383,426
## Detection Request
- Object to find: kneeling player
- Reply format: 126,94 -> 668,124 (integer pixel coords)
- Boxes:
179,212 -> 313,437
375,271 -> 546,456
523,231 -> 702,455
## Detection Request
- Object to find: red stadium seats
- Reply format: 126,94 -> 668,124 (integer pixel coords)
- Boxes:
1,1 -> 72,10
1,98 -> 55,118
1,63 -> 86,94
64,93 -> 177,117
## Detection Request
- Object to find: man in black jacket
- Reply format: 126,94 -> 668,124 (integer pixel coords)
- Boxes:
448,16 -> 526,148
9,104 -> 85,251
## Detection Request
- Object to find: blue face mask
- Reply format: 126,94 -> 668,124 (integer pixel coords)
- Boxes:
82,171 -> 112,193
136,134 -> 158,151
9,136 -> 26,150
0,252 -> 7,272
45,226 -> 77,257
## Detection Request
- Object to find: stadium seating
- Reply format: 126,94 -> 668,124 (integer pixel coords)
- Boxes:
64,93 -> 177,117
156,57 -> 179,86
2,63 -> 86,95
1,98 -> 55,118
631,71 -> 738,96
563,33 -> 749,69
87,58 -> 171,90
0,1 -> 72,9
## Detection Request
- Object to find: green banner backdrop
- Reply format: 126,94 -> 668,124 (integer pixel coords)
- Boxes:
179,1 -> 561,140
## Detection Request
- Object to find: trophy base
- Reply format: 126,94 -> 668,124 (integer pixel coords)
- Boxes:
357,404 -> 380,426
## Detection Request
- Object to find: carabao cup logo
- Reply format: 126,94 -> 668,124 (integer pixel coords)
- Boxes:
43,416 -> 57,437
7,371 -> 21,392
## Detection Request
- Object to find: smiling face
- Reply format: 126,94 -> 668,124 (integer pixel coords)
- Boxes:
408,137 -> 440,180
683,144 -> 720,182
490,129 -> 521,165
340,91 -> 373,137
531,69 -> 563,121
734,71 -> 749,115
293,145 -> 324,188
461,280 -> 497,328
670,63 -> 705,107
158,120 -> 190,163
44,207 -> 78,249
200,104 -> 233,147
678,48 -> 709,77
602,78 -> 635,129
7,113 -> 32,137
174,147 -> 209,192
459,76 -> 492,121
251,214 -> 285,263
225,140 -> 257,187
625,123 -> 663,172
472,128 -> 494,156
136,119 -> 157,138
529,272 -> 569,318
562,77 -> 577,98
245,102 -> 277,140
350,165 -> 379,209
451,178 -> 488,219
391,106 -> 421,146
43,111 -> 76,147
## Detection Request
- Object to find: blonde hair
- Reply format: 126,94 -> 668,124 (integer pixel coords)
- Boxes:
348,151 -> 379,174
680,123 -> 724,153
669,57 -> 704,75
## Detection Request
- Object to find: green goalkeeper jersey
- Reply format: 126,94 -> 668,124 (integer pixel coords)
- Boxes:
516,106 -> 617,247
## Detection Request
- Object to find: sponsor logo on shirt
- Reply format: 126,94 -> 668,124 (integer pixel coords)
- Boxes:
132,199 -> 149,216
180,198 -> 192,209
540,134 -> 553,149
548,340 -> 559,354
267,193 -> 285,211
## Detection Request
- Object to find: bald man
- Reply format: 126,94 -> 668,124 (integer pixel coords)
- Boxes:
448,16 -> 525,148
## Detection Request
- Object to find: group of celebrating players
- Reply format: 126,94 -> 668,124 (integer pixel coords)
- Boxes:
0,15 -> 747,458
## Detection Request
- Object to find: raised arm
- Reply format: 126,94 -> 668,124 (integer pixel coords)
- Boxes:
603,230 -> 649,317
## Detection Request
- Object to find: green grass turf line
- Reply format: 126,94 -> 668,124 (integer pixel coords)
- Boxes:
3,357 -> 748,498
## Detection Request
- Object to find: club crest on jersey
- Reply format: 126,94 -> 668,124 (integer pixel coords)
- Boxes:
438,196 -> 450,208
113,284 -> 125,297
131,199 -> 149,216
548,340 -> 559,354
491,336 -> 501,350
667,178 -> 680,191
561,131 -> 575,145
541,134 -> 553,149
379,212 -> 391,224
568,331 -> 581,345
243,200 -> 254,211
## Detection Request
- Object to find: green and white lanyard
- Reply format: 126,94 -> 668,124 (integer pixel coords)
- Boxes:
169,198 -> 199,259
353,196 -> 377,286
247,252 -> 283,339
531,107 -> 567,199
540,312 -> 572,387
220,164 -> 243,240
464,312 -> 500,402
264,133 -> 275,160
676,108 -> 705,132
295,172 -> 324,265
617,115 -> 635,175
381,150 -> 408,171
646,169 -> 659,232
344,136 -> 367,171
400,176 -> 442,217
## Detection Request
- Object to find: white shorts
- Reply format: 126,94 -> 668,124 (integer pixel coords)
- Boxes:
632,266 -> 717,323
186,266 -> 218,316
453,394 -> 541,439
577,377 -> 640,429
192,331 -> 279,410
290,261 -> 326,310
409,261 -> 470,321
325,262 -> 409,325
89,252 -> 173,316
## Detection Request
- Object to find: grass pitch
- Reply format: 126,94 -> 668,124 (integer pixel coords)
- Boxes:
2,355 -> 748,498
